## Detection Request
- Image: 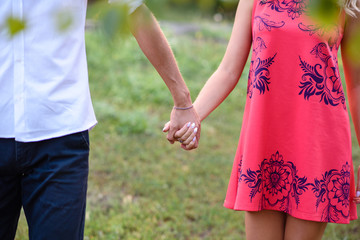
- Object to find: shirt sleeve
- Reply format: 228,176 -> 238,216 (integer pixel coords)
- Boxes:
108,0 -> 144,14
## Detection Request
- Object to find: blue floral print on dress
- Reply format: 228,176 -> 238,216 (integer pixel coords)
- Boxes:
260,0 -> 307,20
298,23 -> 341,50
254,16 -> 286,32
298,42 -> 346,109
247,37 -> 277,98
311,162 -> 351,222
240,151 -> 311,211
238,156 -> 244,183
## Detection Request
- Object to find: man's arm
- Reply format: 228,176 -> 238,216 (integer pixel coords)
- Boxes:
128,4 -> 200,149
128,5 -> 190,108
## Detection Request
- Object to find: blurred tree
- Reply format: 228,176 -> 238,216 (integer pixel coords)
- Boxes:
88,0 -> 238,15
4,0 -> 359,61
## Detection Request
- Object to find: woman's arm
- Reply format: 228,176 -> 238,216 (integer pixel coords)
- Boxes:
193,0 -> 254,121
341,13 -> 360,204
166,0 -> 254,150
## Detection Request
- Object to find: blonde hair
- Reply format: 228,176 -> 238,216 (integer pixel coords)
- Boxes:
342,0 -> 360,16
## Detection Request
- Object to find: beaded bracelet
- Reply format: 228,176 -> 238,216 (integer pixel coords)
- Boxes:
173,105 -> 194,110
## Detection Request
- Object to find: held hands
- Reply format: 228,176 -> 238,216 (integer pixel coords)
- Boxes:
162,106 -> 201,150
354,166 -> 360,204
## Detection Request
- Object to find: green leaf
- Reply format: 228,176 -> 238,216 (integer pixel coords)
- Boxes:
55,9 -> 74,32
307,0 -> 340,26
6,16 -> 26,37
93,2 -> 131,41
102,8 -> 128,38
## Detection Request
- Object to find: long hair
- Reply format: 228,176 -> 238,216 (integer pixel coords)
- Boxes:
342,0 -> 360,16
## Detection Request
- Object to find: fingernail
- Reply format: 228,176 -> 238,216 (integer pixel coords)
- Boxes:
356,191 -> 360,198
191,123 -> 195,128
187,122 -> 191,128
194,127 -> 198,133
162,126 -> 166,131
192,136 -> 196,142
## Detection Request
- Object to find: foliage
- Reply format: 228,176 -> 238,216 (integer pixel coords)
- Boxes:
3,0 -> 359,57
88,0 -> 238,14
90,2 -> 132,40
308,0 -> 340,25
5,16 -> 26,37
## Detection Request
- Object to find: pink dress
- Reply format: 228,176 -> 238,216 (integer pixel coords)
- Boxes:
223,0 -> 358,224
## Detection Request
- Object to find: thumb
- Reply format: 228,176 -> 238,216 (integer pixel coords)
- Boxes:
162,121 -> 170,133
357,166 -> 360,196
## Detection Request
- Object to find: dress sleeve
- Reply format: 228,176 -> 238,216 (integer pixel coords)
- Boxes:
108,0 -> 143,14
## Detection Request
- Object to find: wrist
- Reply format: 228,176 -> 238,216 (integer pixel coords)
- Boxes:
173,105 -> 193,110
193,102 -> 205,122
172,90 -> 192,108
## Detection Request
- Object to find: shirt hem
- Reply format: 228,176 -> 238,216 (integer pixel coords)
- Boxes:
13,120 -> 98,142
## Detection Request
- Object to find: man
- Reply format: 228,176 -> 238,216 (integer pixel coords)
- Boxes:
0,0 -> 199,239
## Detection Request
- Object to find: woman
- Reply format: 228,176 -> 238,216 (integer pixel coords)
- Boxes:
164,0 -> 360,239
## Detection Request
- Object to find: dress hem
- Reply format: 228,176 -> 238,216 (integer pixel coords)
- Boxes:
223,200 -> 358,224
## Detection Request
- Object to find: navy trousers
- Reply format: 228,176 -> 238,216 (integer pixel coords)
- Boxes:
0,131 -> 89,240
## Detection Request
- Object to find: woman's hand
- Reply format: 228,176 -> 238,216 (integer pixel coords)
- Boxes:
163,120 -> 200,150
164,106 -> 201,150
354,166 -> 360,204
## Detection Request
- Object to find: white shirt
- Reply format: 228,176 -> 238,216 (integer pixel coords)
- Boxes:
0,0 -> 142,142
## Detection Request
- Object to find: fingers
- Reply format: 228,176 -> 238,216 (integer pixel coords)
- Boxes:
164,121 -> 192,145
166,120 -> 180,144
175,123 -> 195,143
184,136 -> 197,150
178,126 -> 199,151
165,121 -> 175,144
355,192 -> 360,204
164,121 -> 200,150
174,122 -> 191,139
354,166 -> 360,204
167,137 -> 175,144
174,122 -> 199,150
181,126 -> 198,146
162,121 -> 170,133
357,165 -> 360,190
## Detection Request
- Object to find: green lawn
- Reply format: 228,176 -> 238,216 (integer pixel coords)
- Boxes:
16,13 -> 360,240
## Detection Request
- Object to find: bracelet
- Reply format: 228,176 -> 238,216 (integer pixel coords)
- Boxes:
173,105 -> 194,110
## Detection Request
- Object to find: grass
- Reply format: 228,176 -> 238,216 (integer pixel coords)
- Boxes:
15,9 -> 360,240
83,20 -> 247,240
